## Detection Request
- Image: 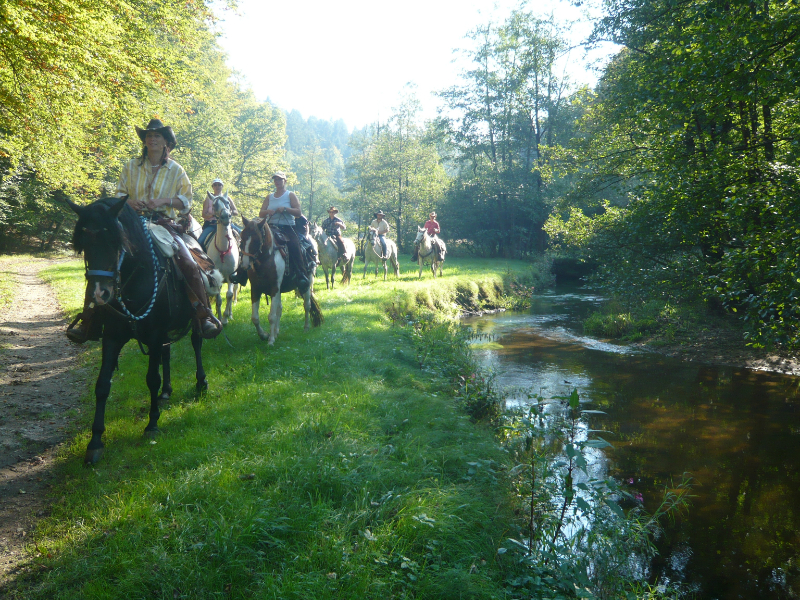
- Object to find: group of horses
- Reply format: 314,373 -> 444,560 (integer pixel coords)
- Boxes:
67,197 -> 445,464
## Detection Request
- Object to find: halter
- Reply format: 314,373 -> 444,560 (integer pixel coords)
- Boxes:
84,215 -> 160,321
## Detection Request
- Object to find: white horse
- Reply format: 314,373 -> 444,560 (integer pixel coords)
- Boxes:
240,217 -> 323,344
363,226 -> 399,280
311,223 -> 355,289
203,195 -> 239,325
414,226 -> 446,278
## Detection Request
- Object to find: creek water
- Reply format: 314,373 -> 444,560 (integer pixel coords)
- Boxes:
462,283 -> 800,599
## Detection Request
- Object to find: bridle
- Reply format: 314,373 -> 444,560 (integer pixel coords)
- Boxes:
241,219 -> 270,264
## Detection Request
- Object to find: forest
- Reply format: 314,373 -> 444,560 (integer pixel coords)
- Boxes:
2,0 -> 799,347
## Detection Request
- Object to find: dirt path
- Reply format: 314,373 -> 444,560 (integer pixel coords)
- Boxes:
0,259 -> 87,583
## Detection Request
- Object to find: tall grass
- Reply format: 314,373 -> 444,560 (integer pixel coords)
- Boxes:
8,257 -> 532,599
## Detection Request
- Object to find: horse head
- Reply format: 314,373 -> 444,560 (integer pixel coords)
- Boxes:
68,196 -> 129,306
414,226 -> 427,246
310,222 -> 324,242
366,227 -> 377,244
240,216 -> 272,270
212,195 -> 231,226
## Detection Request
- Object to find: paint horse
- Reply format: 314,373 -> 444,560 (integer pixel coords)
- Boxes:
68,197 -> 209,464
414,226 -> 446,278
311,223 -> 355,290
202,194 -> 240,325
363,226 -> 399,280
239,217 -> 323,344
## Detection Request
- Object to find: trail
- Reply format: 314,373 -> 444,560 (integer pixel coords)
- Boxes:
0,259 -> 86,583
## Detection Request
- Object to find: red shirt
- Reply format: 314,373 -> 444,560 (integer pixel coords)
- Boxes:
424,219 -> 440,236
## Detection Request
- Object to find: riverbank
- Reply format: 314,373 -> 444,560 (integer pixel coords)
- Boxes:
1,257 -> 533,600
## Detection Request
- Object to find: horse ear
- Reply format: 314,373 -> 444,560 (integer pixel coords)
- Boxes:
66,199 -> 84,216
109,196 -> 128,218
242,216 -> 250,228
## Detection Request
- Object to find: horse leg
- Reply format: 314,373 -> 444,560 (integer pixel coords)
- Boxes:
252,294 -> 268,341
363,259 -> 368,279
160,344 -> 172,401
85,337 -> 124,465
268,292 -> 282,345
418,258 -> 423,279
383,260 -> 387,281
143,344 -> 163,437
191,329 -> 207,393
224,282 -> 235,323
214,291 -> 223,322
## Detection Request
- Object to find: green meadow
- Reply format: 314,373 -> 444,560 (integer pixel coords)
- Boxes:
11,257 -> 533,599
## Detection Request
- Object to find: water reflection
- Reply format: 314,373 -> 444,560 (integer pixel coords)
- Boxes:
464,285 -> 800,599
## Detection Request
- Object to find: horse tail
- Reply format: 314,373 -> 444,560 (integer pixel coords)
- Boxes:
310,292 -> 324,327
340,261 -> 352,285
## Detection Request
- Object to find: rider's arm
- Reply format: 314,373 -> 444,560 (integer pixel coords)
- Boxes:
228,197 -> 239,216
337,218 -> 346,231
201,193 -> 214,221
276,192 -> 302,218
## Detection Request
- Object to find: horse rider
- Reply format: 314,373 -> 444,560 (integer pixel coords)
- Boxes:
67,119 -> 223,343
198,178 -> 241,248
321,206 -> 347,266
370,210 -> 389,258
412,211 -> 443,262
258,171 -> 311,291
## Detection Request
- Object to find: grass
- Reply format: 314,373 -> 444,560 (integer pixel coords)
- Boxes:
8,256 -> 532,599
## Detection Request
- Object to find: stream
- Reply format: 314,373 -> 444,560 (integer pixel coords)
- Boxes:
462,283 -> 800,599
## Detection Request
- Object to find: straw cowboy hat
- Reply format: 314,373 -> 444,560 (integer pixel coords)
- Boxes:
374,210 -> 385,217
136,119 -> 176,149
429,211 -> 437,218
327,206 -> 339,214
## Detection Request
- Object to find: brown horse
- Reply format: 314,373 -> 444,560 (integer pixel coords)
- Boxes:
239,217 -> 323,344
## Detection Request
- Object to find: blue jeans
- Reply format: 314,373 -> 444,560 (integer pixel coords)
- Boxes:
377,234 -> 387,257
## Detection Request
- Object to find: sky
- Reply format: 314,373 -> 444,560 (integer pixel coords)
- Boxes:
214,0 -> 613,131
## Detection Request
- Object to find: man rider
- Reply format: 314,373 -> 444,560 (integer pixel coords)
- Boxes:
321,206 -> 347,267
369,210 -> 389,258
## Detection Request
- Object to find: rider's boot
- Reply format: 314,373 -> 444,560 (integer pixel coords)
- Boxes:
287,238 -> 311,292
411,246 -> 419,262
175,246 -> 223,339
66,297 -> 100,344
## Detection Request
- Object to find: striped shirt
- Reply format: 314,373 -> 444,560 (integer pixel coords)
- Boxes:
115,157 -> 192,220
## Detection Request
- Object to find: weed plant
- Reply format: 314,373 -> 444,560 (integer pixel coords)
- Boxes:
500,389 -> 692,599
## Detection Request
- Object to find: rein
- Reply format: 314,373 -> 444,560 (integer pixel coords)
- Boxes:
214,229 -> 234,261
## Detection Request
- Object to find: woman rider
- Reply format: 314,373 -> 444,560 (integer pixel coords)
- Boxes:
198,178 -> 241,249
66,119 -> 222,343
258,171 -> 311,291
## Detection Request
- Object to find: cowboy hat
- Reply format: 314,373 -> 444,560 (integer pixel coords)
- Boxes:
136,119 -> 176,149
374,210 -> 385,217
429,211 -> 437,218
327,206 -> 339,214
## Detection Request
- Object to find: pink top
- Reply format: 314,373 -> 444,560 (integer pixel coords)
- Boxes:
424,219 -> 440,236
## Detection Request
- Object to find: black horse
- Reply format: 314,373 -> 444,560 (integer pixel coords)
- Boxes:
68,197 -> 207,464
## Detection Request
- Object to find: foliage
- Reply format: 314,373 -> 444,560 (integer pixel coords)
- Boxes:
550,0 -> 800,348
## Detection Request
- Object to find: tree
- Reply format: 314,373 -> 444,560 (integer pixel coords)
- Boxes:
438,10 -> 575,257
549,0 -> 800,346
346,94 -> 448,250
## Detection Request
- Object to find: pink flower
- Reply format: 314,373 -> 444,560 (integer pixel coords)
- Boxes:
634,493 -> 644,503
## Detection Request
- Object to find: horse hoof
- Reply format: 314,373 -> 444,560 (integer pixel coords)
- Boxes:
159,392 -> 171,402
259,333 -> 268,341
196,379 -> 209,394
84,448 -> 104,465
143,427 -> 160,439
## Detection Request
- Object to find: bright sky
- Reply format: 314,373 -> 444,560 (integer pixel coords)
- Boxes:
214,0 -> 612,131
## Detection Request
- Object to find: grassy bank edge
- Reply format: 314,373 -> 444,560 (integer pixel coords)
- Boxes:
6,258 -> 534,600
